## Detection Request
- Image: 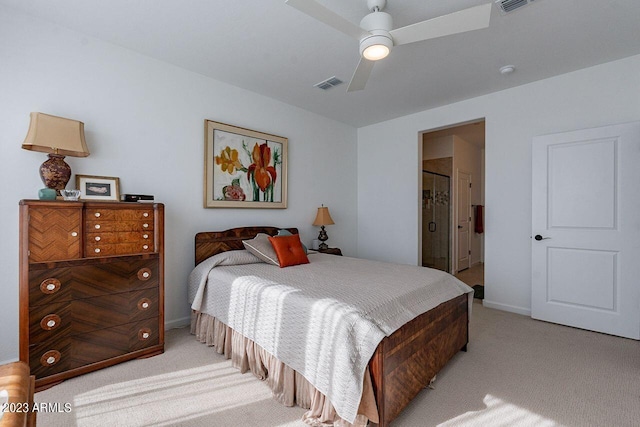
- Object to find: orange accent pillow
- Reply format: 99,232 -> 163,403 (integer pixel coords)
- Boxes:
268,234 -> 310,268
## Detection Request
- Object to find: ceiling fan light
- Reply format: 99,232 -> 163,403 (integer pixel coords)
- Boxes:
359,33 -> 393,61
363,44 -> 390,60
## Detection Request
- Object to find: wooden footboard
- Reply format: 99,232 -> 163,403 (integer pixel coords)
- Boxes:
369,293 -> 469,426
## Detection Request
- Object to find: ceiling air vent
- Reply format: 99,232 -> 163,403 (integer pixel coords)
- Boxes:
314,76 -> 343,91
495,0 -> 536,14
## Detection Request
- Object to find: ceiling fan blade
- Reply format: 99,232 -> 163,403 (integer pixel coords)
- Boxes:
285,0 -> 369,40
390,3 -> 491,46
347,58 -> 375,92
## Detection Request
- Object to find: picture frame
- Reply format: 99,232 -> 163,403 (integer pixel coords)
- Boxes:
76,174 -> 121,201
204,120 -> 288,208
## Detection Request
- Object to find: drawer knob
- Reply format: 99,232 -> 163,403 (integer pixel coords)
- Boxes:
71,231 -> 78,237
40,278 -> 61,294
95,212 -> 101,217
40,314 -> 62,331
138,268 -> 152,281
95,248 -> 101,253
95,224 -> 101,229
138,298 -> 151,310
138,328 -> 152,341
40,350 -> 61,367
143,245 -> 149,250
143,234 -> 149,239
143,212 -> 149,217
143,223 -> 149,228
95,236 -> 101,241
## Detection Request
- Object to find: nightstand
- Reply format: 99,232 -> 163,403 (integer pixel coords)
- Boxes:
317,247 -> 342,256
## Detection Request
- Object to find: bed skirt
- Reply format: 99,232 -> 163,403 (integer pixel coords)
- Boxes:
191,311 -> 378,426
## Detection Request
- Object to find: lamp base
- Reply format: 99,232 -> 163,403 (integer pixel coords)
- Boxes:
40,153 -> 71,192
317,225 -> 329,250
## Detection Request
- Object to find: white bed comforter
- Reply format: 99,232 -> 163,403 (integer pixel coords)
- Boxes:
188,250 -> 472,423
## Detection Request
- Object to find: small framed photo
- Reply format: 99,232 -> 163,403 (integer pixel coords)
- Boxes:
76,175 -> 121,201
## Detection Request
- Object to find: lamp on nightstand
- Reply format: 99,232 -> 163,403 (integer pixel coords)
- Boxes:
21,112 -> 90,199
312,205 -> 335,250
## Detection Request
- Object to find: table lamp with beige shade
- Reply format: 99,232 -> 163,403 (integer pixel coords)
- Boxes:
312,205 -> 335,250
21,112 -> 89,199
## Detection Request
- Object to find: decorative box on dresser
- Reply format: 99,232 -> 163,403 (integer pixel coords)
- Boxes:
19,200 -> 164,391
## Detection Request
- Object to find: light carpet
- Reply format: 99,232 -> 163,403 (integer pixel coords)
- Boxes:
36,301 -> 640,426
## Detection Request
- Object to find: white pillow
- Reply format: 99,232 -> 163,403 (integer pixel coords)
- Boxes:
242,233 -> 279,266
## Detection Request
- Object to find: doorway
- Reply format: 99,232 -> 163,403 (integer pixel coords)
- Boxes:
421,119 -> 485,286
421,171 -> 450,271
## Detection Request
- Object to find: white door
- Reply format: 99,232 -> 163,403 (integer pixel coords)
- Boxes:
532,122 -> 640,339
457,171 -> 471,272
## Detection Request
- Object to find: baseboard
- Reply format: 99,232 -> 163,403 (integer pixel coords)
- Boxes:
482,299 -> 531,316
165,316 -> 191,330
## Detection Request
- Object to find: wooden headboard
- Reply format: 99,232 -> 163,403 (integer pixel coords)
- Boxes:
194,226 -> 299,266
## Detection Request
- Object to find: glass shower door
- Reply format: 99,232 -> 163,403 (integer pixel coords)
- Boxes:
422,171 -> 450,272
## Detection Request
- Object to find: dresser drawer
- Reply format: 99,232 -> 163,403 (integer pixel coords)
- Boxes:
29,287 -> 158,344
29,256 -> 159,306
86,231 -> 153,244
85,208 -> 154,221
85,220 -> 154,233
85,241 -> 155,257
29,317 -> 159,378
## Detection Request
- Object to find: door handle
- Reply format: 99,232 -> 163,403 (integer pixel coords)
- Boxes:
534,234 -> 551,241
428,222 -> 436,232
458,225 -> 463,229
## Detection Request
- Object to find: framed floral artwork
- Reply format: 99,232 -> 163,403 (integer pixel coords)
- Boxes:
204,120 -> 288,208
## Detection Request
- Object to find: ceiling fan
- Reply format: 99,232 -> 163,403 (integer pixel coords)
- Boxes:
285,0 -> 492,92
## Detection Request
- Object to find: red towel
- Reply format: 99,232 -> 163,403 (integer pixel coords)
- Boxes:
475,205 -> 484,234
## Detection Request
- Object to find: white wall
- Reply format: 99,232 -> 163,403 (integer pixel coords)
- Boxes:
0,7 -> 357,363
358,54 -> 640,315
423,136 -> 453,159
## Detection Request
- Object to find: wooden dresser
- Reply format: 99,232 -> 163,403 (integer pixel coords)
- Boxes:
18,200 -> 164,391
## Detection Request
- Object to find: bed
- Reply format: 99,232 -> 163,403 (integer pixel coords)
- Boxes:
189,226 -> 471,426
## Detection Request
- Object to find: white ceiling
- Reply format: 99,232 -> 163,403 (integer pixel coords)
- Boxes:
2,0 -> 640,128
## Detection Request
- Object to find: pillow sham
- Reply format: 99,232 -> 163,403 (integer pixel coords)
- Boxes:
268,234 -> 310,268
242,233 -> 279,266
277,229 -> 308,254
